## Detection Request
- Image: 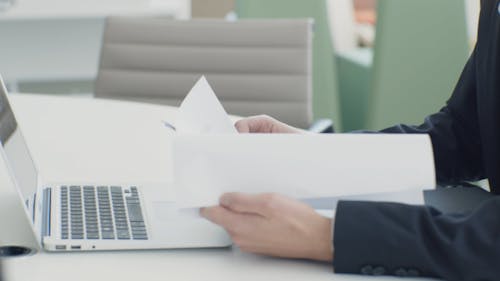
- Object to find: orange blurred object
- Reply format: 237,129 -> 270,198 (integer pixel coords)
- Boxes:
354,0 -> 377,24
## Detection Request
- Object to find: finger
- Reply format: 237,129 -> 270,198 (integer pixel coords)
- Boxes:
200,206 -> 241,228
219,192 -> 276,216
234,119 -> 250,133
200,206 -> 263,237
235,115 -> 272,133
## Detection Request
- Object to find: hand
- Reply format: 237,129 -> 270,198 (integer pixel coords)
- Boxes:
200,193 -> 333,262
235,115 -> 306,134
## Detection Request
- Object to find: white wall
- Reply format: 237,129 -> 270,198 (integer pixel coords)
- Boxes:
0,0 -> 190,93
465,0 -> 480,43
326,0 -> 357,52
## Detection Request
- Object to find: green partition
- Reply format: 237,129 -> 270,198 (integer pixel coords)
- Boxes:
337,0 -> 469,131
236,0 -> 342,131
367,0 -> 469,130
336,48 -> 373,131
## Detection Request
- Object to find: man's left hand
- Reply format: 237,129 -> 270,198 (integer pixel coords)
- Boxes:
200,193 -> 334,262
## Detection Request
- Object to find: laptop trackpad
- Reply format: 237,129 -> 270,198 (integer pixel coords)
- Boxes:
151,202 -> 199,221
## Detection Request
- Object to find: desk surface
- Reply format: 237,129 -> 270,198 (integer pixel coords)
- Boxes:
2,94 -> 434,281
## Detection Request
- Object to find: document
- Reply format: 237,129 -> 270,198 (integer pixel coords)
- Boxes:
173,76 -> 436,208
175,76 -> 237,134
173,134 -> 435,208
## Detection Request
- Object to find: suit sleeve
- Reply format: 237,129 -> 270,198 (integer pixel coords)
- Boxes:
332,28 -> 494,279
333,198 -> 500,280
375,47 -> 484,184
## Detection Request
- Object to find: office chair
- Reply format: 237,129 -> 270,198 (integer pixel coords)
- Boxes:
95,17 -> 332,132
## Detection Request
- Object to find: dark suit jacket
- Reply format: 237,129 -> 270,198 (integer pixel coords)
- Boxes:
333,1 -> 500,280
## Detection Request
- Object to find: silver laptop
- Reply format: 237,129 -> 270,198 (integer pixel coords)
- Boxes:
0,78 -> 231,252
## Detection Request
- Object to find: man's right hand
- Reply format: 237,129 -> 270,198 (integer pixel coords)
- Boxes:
234,115 -> 306,134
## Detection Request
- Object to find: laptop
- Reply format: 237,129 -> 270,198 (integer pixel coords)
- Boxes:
0,77 -> 231,252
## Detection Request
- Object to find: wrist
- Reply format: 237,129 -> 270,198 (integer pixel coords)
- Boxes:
309,216 -> 334,262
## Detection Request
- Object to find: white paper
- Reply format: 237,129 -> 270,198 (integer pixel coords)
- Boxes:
173,134 -> 436,208
303,188 -> 425,211
172,76 -> 435,208
298,187 -> 426,219
175,76 -> 237,134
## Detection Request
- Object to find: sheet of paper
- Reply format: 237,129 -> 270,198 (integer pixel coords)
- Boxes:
172,134 -> 436,208
302,188 -> 425,211
313,188 -> 424,218
175,76 -> 237,134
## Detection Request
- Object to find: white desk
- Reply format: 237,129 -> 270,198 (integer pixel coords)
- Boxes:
2,94 -> 434,281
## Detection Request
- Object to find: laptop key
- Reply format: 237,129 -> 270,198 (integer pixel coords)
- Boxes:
102,231 -> 115,239
72,234 -> 84,240
117,230 -> 130,239
133,236 -> 148,240
130,221 -> 145,227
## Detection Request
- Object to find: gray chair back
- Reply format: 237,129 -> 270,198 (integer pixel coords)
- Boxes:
95,17 -> 313,128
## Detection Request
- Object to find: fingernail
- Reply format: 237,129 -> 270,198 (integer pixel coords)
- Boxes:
199,207 -> 206,217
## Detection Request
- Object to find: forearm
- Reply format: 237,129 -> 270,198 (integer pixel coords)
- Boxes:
333,198 -> 500,280
376,108 -> 484,183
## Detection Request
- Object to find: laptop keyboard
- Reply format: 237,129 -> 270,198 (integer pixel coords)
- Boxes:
60,186 -> 148,240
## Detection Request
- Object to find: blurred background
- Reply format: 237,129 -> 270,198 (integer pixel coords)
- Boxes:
0,0 -> 480,132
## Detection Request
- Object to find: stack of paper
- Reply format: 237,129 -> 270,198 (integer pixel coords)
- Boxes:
173,76 -> 436,208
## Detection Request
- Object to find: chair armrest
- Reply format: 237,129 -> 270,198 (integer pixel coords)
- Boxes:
308,118 -> 334,133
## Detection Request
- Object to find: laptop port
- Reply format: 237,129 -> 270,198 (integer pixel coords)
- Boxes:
70,245 -> 81,250
55,245 -> 66,250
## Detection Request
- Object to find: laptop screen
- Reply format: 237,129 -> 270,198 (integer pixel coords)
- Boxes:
0,82 -> 38,208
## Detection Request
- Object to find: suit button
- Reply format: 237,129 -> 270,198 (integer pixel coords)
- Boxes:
407,269 -> 420,277
372,266 -> 386,276
360,265 -> 373,275
394,268 -> 407,277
